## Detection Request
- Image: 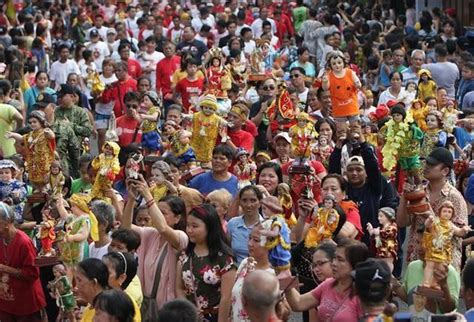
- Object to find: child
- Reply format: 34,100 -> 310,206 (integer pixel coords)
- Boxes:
90,141 -> 121,201
0,160 -> 27,224
322,51 -> 362,136
173,58 -> 205,113
6,110 -> 56,193
139,91 -> 162,156
379,49 -> 393,90
457,61 -> 474,108
417,69 -> 437,103
260,196 -> 292,279
88,200 -> 115,259
366,207 -> 398,272
206,188 -> 232,233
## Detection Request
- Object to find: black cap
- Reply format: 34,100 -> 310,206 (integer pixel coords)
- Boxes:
57,84 -> 75,96
425,147 -> 454,169
353,258 -> 391,289
33,93 -> 55,108
0,26 -> 6,34
90,28 -> 99,38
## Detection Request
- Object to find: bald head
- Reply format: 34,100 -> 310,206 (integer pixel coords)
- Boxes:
242,270 -> 280,313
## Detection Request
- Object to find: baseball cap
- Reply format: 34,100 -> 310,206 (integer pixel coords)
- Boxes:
90,29 -> 100,38
353,258 -> 391,288
425,147 -> 454,169
107,28 -> 117,35
273,132 -> 291,144
57,84 -> 76,96
353,259 -> 391,305
346,155 -> 365,168
33,93 -> 55,109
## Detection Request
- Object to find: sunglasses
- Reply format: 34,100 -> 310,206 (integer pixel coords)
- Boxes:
263,85 -> 275,91
290,74 -> 302,79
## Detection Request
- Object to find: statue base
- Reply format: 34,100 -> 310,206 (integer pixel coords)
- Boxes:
35,255 -> 60,267
27,193 -> 47,204
180,167 -> 205,184
416,285 -> 444,300
404,188 -> 430,215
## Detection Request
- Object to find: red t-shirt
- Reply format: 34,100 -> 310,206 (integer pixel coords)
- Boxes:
156,55 -> 181,97
243,120 -> 258,137
0,230 -> 46,315
175,77 -> 204,112
127,58 -> 142,79
116,115 -> 143,147
101,77 -> 138,118
227,129 -> 255,153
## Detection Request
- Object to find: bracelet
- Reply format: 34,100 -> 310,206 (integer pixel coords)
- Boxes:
145,199 -> 155,208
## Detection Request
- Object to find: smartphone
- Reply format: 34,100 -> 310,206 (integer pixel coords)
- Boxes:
430,315 -> 457,322
13,80 -> 20,90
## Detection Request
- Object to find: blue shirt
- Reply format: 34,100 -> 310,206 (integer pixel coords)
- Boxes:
188,171 -> 238,197
23,86 -> 56,116
227,215 -> 263,265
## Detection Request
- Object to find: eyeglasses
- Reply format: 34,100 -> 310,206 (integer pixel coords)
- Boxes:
263,85 -> 275,91
290,74 -> 302,79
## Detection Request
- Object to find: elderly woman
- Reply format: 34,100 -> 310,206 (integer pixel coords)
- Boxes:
0,202 -> 46,321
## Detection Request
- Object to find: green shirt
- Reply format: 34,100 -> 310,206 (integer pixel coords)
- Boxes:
403,260 -> 460,313
0,103 -> 19,157
53,105 -> 93,140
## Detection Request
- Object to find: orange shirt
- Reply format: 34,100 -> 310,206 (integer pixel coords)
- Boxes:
328,68 -> 359,118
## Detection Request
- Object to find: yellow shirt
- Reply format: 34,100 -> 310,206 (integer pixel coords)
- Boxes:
81,293 -> 142,322
126,275 -> 143,308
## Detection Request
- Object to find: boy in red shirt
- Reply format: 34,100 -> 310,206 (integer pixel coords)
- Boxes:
173,58 -> 204,113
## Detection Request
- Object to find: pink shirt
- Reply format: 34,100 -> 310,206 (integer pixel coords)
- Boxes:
311,278 -> 362,322
134,226 -> 188,308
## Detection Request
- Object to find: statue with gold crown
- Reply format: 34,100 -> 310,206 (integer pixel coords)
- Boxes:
265,81 -> 297,136
190,95 -> 227,168
206,47 -> 232,115
289,112 -> 318,164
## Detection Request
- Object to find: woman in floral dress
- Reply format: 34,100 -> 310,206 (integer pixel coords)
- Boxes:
176,204 -> 236,322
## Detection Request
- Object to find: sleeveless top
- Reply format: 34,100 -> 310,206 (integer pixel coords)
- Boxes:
328,68 -> 359,118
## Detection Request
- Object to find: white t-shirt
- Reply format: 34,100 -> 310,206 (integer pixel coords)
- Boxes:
95,74 -> 118,115
89,241 -> 111,260
191,15 -> 216,32
49,59 -> 80,87
243,40 -> 256,57
88,26 -> 109,41
138,51 -> 165,88
86,41 -> 110,72
250,18 -> 277,38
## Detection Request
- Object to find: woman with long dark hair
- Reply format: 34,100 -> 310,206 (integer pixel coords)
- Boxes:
176,204 -> 236,322
122,174 -> 188,308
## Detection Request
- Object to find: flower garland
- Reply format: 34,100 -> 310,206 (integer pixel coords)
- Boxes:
381,119 -> 411,171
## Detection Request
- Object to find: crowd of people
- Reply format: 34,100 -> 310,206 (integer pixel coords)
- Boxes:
1,0 -> 474,321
